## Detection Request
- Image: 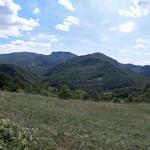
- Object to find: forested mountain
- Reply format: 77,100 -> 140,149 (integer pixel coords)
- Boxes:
0,64 -> 37,83
123,64 -> 150,78
0,64 -> 38,91
46,53 -> 147,92
0,52 -> 77,74
0,51 -> 150,93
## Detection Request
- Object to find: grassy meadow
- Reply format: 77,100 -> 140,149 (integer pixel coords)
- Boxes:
0,91 -> 150,149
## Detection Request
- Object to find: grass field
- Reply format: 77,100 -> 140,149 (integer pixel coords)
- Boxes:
0,91 -> 150,149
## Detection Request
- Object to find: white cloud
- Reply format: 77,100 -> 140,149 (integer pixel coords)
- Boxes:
31,34 -> 59,43
109,22 -> 135,33
109,26 -> 117,31
0,34 -> 59,54
55,16 -> 80,32
119,22 -> 135,32
119,0 -> 150,18
33,8 -> 40,15
136,38 -> 144,43
0,0 -> 39,38
58,0 -> 75,11
134,38 -> 150,49
134,44 -> 146,49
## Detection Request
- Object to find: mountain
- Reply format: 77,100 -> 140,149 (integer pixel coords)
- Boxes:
0,51 -> 149,92
123,64 -> 150,78
49,51 -> 77,62
0,64 -> 39,91
46,53 -> 146,92
0,52 -> 77,75
0,64 -> 37,83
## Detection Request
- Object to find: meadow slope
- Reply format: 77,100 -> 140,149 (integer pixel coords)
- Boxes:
0,92 -> 150,149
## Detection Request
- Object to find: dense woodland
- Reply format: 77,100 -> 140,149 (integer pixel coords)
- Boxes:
0,52 -> 150,103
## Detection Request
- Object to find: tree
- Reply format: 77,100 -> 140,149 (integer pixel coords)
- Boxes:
83,93 -> 90,101
0,73 -> 10,90
58,85 -> 72,99
89,92 -> 100,102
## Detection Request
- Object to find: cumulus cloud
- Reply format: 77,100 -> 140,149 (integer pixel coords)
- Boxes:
33,8 -> 40,15
134,38 -> 150,49
134,43 -> 146,49
119,22 -> 135,32
0,34 -> 59,54
109,22 -> 135,33
0,0 -> 39,38
58,0 -> 75,11
55,16 -> 80,32
119,0 -> 150,18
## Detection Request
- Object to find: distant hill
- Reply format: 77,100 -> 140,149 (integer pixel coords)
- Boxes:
0,52 -> 77,75
46,53 -> 147,92
0,64 -> 39,91
0,64 -> 37,83
123,64 -> 150,78
0,51 -> 150,92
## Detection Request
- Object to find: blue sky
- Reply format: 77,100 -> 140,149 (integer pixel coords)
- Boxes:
0,0 -> 150,65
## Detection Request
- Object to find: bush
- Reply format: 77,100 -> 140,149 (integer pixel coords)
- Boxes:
83,93 -> 90,101
113,98 -> 121,103
24,83 -> 51,96
72,89 -> 87,99
99,92 -> 112,101
0,119 -> 39,149
58,85 -> 72,99
89,92 -> 100,102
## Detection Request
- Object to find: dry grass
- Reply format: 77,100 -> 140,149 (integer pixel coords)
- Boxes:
0,92 -> 150,149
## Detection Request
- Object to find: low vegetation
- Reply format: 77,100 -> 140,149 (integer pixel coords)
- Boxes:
0,119 -> 39,149
0,92 -> 150,149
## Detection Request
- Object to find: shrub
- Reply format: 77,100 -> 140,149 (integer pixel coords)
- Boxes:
83,93 -> 90,101
72,89 -> 87,99
89,92 -> 100,102
24,83 -> 50,96
58,85 -> 72,99
113,98 -> 121,103
0,119 -> 39,149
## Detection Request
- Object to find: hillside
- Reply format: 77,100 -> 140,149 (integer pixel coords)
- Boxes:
0,92 -> 149,149
0,64 -> 37,83
0,51 -> 150,93
0,52 -> 77,74
0,64 -> 39,92
46,53 -> 146,92
124,64 -> 150,78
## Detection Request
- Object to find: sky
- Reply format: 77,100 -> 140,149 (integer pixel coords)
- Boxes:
0,0 -> 150,65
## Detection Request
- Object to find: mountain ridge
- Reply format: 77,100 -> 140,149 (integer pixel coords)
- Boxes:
0,51 -> 77,74
45,52 -> 148,92
0,64 -> 38,83
0,51 -> 150,92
